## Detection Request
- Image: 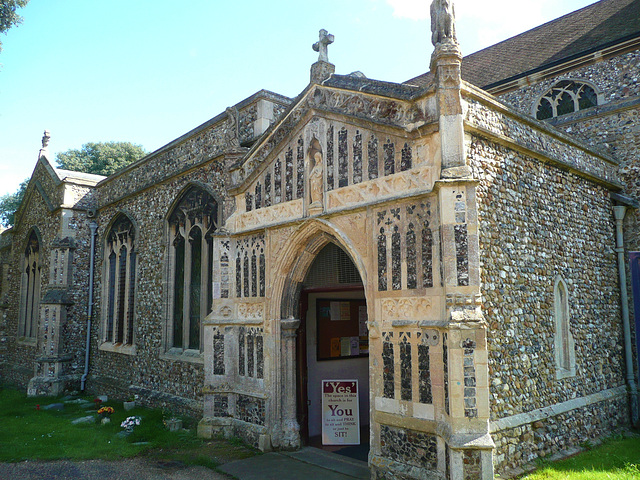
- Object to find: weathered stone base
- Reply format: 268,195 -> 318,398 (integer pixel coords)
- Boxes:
370,455 -> 442,480
27,375 -> 71,397
198,416 -> 266,448
492,390 -> 630,477
0,362 -> 32,389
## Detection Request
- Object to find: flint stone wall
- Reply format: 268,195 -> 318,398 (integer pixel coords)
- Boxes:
87,157 -> 228,414
495,47 -> 640,390
469,133 -> 627,472
497,49 -> 640,120
0,163 -> 92,388
492,394 -> 629,475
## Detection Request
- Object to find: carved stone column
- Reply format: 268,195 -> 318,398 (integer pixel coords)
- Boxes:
28,238 -> 76,396
280,318 -> 301,449
431,42 -> 467,174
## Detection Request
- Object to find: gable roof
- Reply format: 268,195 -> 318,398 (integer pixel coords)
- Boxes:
405,0 -> 640,90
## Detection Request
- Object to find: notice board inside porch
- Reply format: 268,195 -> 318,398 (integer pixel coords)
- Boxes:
316,298 -> 368,360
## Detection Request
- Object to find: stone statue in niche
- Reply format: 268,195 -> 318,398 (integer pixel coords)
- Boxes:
430,0 -> 457,46
307,137 -> 324,213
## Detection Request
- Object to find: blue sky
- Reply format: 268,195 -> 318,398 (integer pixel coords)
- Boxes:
0,0 -> 595,196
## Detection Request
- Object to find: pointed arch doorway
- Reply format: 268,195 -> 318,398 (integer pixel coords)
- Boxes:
295,242 -> 370,462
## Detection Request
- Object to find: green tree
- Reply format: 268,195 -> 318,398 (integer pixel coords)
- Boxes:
0,0 -> 29,52
56,141 -> 146,176
0,178 -> 28,227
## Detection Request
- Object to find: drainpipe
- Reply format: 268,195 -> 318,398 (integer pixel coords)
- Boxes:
81,220 -> 98,391
613,205 -> 639,424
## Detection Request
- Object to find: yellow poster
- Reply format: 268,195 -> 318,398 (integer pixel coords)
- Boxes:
330,338 -> 340,357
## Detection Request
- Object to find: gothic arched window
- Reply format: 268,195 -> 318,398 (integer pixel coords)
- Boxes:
535,80 -> 598,120
168,186 -> 218,352
103,214 -> 136,346
19,230 -> 41,339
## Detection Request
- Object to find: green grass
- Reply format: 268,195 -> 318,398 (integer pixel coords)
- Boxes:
0,386 -> 256,469
519,435 -> 640,480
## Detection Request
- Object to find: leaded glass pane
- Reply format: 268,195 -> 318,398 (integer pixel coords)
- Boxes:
189,227 -> 202,350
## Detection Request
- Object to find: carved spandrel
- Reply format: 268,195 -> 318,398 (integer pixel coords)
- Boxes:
327,165 -> 434,210
235,199 -> 304,231
330,212 -> 367,266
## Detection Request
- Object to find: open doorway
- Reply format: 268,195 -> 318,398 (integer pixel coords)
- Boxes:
296,242 -> 370,462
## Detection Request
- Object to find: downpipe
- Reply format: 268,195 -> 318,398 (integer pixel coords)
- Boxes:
81,220 -> 98,391
613,205 -> 639,425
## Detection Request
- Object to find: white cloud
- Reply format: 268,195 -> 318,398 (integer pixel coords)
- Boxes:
385,0 -> 429,20
384,0 -> 591,53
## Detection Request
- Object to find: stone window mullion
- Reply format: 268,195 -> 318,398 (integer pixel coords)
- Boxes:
199,227 -> 209,351
113,241 -> 123,343
167,231 -> 178,348
19,270 -> 28,337
26,256 -> 36,338
122,237 -> 133,345
31,261 -> 41,339
167,187 -> 219,353
183,223 -> 193,351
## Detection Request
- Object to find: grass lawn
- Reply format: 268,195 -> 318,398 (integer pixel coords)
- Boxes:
518,435 -> 640,480
0,386 -> 256,470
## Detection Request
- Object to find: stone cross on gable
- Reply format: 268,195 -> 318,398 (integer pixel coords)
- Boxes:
313,29 -> 334,63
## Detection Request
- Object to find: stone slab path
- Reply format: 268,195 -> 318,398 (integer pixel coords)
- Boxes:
0,458 -> 229,480
219,447 -> 370,480
0,447 -> 371,480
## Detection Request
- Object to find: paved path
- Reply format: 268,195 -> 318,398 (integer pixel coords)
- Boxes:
220,447 -> 370,480
0,448 -> 370,480
0,457 -> 229,480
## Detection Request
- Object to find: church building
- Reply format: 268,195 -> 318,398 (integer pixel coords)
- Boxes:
1,0 -> 639,478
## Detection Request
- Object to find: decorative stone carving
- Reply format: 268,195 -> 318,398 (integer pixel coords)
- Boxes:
419,329 -> 440,346
327,165 -> 434,210
310,88 -> 420,127
238,302 -> 264,320
446,293 -> 482,307
225,107 -> 241,150
381,297 -> 432,320
235,199 -> 303,231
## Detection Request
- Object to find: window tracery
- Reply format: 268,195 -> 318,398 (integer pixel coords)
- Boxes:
535,80 -> 598,120
168,187 -> 218,352
19,230 -> 41,339
103,214 -> 136,345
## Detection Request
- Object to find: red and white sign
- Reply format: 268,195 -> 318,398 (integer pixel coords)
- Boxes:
321,379 -> 360,445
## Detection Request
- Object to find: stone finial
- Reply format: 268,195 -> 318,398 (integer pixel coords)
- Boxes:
312,29 -> 334,63
42,130 -> 51,149
224,106 -> 241,150
431,0 -> 457,46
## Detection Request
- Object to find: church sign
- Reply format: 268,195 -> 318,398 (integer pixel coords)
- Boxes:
321,380 -> 360,445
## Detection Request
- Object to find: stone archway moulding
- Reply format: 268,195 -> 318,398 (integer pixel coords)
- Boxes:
266,217 -> 372,450
268,217 -> 369,322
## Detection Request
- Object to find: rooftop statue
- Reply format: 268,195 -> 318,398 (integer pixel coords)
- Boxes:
431,0 -> 457,46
